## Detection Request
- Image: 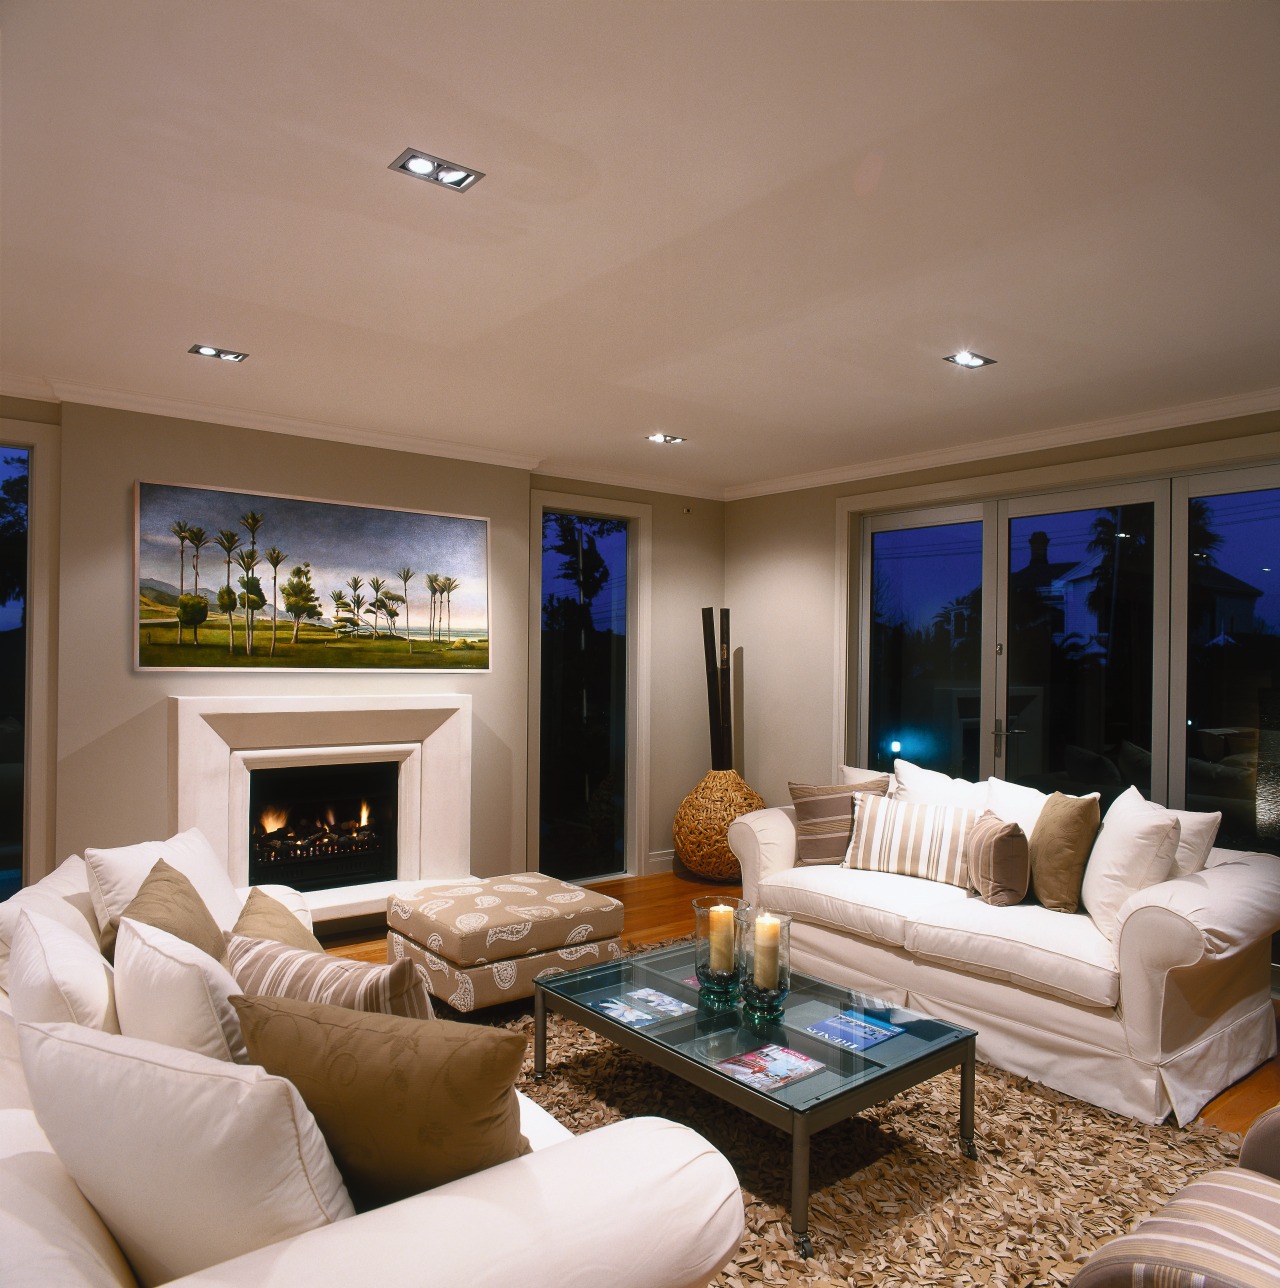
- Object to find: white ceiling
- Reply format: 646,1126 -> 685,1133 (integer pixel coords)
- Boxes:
3,1 -> 1279,500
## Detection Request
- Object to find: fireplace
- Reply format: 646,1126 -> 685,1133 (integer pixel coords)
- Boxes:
248,760 -> 399,893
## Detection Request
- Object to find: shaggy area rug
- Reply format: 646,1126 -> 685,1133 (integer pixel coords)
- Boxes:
467,992 -> 1240,1288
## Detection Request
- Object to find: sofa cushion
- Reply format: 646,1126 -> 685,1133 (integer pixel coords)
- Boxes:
16,1020 -> 354,1287
1081,787 -> 1181,942
7,910 -> 119,1033
1165,806 -> 1221,878
893,759 -> 989,810
114,918 -> 247,1063
907,899 -> 1120,1008
0,855 -> 97,992
966,812 -> 1029,907
847,793 -> 978,888
788,777 -> 889,865
233,994 -> 530,1209
225,933 -> 434,1019
840,764 -> 897,794
115,859 -> 230,966
231,885 -> 323,951
985,777 -> 1052,841
85,829 -> 241,958
759,865 -> 970,948
1028,791 -> 1101,913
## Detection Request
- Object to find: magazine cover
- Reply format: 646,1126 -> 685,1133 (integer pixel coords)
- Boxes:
590,988 -> 695,1027
590,998 -> 659,1027
714,1044 -> 824,1092
805,1009 -> 904,1052
626,988 -> 695,1017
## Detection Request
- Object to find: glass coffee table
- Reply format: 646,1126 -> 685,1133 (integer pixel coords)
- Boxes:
534,942 -> 977,1257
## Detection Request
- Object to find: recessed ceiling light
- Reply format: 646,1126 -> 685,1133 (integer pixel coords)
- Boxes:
945,350 -> 995,369
390,148 -> 484,192
189,343 -> 248,362
646,433 -> 685,445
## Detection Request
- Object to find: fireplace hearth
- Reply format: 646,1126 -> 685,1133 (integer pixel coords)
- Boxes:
248,761 -> 398,893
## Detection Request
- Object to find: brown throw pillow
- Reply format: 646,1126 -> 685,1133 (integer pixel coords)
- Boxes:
232,994 -> 530,1209
789,776 -> 889,865
231,887 -> 323,953
225,933 -> 433,1019
966,811 -> 1029,906
114,858 -> 229,966
1028,792 -> 1101,913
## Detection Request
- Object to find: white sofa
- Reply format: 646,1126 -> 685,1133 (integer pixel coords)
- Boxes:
0,854 -> 744,1288
728,768 -> 1280,1126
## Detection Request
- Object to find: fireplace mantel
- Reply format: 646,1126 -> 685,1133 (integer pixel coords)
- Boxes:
171,695 -> 472,916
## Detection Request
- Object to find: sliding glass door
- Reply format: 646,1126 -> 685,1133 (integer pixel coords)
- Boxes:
0,447 -> 29,900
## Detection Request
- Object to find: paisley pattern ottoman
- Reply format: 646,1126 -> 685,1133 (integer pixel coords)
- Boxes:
386,873 -> 624,1011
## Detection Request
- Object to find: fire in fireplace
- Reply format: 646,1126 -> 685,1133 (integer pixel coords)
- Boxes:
248,761 -> 398,893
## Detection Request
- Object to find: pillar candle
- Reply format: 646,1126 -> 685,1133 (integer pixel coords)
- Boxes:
754,913 -> 780,990
708,903 -> 735,974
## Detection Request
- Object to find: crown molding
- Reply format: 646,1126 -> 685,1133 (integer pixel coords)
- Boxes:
43,381 -> 544,473
722,386 -> 1280,501
0,372 -> 58,401
530,458 -> 725,502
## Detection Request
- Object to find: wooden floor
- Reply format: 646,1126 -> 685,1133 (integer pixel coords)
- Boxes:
322,868 -> 1279,1135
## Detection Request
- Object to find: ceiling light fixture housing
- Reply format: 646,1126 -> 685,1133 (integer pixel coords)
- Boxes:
189,344 -> 248,362
646,433 -> 685,445
390,148 -> 484,192
945,350 -> 996,369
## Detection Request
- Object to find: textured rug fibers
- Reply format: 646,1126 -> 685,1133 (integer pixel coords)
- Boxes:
489,1000 -> 1238,1288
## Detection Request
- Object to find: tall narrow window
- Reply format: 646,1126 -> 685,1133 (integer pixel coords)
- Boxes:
539,512 -> 629,881
0,447 -> 29,900
1184,485 -> 1280,854
866,518 -> 983,778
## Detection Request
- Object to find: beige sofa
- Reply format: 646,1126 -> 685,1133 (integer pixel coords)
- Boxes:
0,851 -> 744,1288
728,768 -> 1280,1126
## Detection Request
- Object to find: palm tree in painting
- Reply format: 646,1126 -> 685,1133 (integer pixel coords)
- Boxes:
396,567 -> 415,652
328,588 -> 351,635
186,526 -> 208,595
345,575 -> 367,636
213,529 -> 242,653
239,511 -> 264,555
264,546 -> 287,656
438,575 -> 460,641
367,576 -> 388,637
426,572 -> 442,640
233,547 -> 263,656
281,563 -> 323,643
214,529 -> 242,588
169,519 -> 191,596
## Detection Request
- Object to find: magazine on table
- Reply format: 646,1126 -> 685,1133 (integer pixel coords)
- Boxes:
804,1008 -> 905,1052
589,988 -> 695,1027
713,1044 -> 824,1092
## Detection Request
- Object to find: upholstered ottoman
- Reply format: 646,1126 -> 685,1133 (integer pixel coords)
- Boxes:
387,873 -> 624,1011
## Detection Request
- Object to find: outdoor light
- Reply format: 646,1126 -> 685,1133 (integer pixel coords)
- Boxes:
189,344 -> 247,362
945,350 -> 996,369
890,740 -> 902,754
390,148 -> 484,192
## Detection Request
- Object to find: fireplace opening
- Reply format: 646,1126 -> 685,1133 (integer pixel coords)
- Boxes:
248,761 -> 398,893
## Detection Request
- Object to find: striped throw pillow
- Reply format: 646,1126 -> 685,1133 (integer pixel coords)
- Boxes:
846,794 -> 977,888
225,934 -> 434,1020
965,811 -> 1029,906
789,776 -> 890,865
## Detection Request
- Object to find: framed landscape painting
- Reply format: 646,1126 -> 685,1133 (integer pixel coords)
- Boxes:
135,482 -> 490,671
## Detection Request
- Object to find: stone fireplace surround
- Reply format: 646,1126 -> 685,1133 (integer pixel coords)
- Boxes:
172,694 -> 472,921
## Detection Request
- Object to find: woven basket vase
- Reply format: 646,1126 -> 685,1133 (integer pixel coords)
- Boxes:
673,769 -> 766,882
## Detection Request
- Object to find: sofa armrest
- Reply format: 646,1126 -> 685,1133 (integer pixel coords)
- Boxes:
166,1117 -> 744,1288
728,807 -> 798,905
1240,1103 -> 1280,1180
1117,851 -> 1280,1070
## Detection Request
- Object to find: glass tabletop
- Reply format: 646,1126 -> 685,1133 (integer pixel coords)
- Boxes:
537,942 -> 976,1112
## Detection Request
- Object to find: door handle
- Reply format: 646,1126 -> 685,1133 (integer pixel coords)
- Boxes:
992,721 -> 1026,759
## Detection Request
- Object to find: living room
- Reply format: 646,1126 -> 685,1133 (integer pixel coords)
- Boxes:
3,3 -> 1280,1285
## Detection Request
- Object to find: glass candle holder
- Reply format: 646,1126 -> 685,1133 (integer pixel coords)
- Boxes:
692,895 -> 747,1010
737,908 -> 792,1023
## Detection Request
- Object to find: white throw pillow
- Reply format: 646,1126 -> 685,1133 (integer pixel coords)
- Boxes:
84,828 -> 242,945
985,777 -> 1051,842
7,910 -> 119,1033
1166,807 -> 1221,878
0,855 -> 97,991
17,1021 -> 354,1288
114,918 -> 247,1063
840,764 -> 899,795
1081,786 -> 1181,942
893,759 -> 988,810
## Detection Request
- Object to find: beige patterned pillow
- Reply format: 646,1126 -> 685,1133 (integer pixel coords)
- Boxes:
846,794 -> 977,888
788,776 -> 890,865
225,934 -> 433,1019
232,994 -> 530,1209
965,812 -> 1029,906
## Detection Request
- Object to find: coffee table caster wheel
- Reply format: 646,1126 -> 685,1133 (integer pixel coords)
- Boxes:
797,1235 -> 813,1259
960,1137 -> 978,1160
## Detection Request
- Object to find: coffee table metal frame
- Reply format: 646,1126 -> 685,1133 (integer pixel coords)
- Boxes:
534,944 -> 976,1257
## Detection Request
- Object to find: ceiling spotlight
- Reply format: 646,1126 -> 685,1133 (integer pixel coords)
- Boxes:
646,433 -> 685,445
189,344 -> 247,362
945,350 -> 996,368
390,148 -> 483,192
